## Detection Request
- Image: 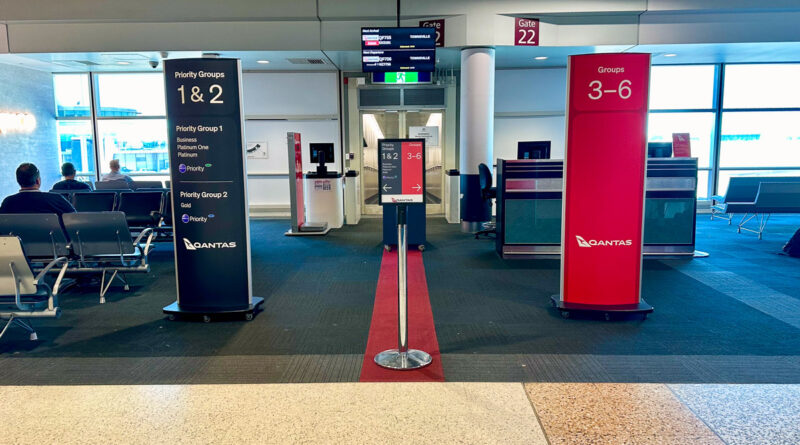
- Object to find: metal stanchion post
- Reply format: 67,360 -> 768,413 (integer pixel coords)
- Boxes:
374,205 -> 432,370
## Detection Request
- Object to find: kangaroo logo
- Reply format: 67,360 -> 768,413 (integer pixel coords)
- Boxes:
183,238 -> 197,251
576,235 -> 592,247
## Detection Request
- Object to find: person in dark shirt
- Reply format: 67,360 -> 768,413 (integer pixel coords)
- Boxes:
0,163 -> 76,215
51,162 -> 92,191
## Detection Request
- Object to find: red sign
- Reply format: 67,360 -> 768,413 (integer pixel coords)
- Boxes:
292,133 -> 305,228
672,133 -> 691,157
514,18 -> 539,46
401,141 -> 424,196
561,53 -> 651,307
419,19 -> 445,47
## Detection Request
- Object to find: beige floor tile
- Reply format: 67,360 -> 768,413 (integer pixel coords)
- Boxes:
2,382 -> 547,445
524,383 -> 724,445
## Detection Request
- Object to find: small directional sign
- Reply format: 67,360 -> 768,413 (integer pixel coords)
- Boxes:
378,138 -> 425,204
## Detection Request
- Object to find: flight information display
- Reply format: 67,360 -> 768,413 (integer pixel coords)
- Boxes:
361,27 -> 436,72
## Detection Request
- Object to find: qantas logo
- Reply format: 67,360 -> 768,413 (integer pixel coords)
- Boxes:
182,238 -> 237,250
575,235 -> 632,247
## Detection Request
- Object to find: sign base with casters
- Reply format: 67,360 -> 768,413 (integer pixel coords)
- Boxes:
163,297 -> 264,323
550,296 -> 653,321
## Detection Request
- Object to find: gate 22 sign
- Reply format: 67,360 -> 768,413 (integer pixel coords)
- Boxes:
514,18 -> 539,46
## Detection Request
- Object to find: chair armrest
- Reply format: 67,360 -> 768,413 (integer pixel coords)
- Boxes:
34,257 -> 68,283
133,227 -> 155,256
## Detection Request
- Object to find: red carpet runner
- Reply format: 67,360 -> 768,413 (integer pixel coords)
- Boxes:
359,250 -> 444,382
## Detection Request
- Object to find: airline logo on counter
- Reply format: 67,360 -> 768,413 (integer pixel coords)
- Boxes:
576,235 -> 633,248
182,238 -> 237,250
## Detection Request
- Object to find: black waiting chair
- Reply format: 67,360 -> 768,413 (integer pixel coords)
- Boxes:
62,212 -> 154,303
95,180 -> 131,191
0,214 -> 71,266
475,163 -> 497,239
74,192 -> 116,212
0,236 -> 66,341
117,191 -> 163,228
131,180 -> 164,190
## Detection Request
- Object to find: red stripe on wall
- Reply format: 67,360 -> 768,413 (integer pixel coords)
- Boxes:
359,250 -> 444,382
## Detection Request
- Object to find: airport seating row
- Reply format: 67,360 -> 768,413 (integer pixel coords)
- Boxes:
53,190 -> 173,233
0,212 -> 154,304
711,177 -> 800,239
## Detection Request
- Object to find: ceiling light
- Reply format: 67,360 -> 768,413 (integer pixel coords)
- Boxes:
663,53 -> 677,57
257,60 -> 270,64
534,56 -> 548,60
116,61 -> 131,65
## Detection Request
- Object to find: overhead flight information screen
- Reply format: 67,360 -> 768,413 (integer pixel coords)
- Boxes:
361,27 -> 436,73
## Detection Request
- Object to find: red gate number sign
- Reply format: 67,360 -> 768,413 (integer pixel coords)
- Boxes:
292,133 -> 305,228
514,18 -> 539,46
419,19 -> 445,47
562,53 -> 651,306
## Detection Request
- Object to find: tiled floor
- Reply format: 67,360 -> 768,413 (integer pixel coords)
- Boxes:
3,382 -> 798,444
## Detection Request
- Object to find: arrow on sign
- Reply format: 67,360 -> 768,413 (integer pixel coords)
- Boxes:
383,184 -> 391,192
413,184 -> 422,191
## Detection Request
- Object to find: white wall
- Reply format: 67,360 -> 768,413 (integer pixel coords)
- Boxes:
494,68 -> 567,162
241,72 -> 340,207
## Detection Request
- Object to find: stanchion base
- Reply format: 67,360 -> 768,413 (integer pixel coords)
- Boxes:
374,349 -> 432,370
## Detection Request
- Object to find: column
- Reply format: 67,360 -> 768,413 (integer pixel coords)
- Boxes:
459,47 -> 495,231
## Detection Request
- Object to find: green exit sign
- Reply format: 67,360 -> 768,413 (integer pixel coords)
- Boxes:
372,72 -> 432,84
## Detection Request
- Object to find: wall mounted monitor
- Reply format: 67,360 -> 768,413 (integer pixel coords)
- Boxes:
372,71 -> 432,84
310,143 -> 335,164
361,27 -> 436,72
517,141 -> 551,160
647,142 -> 673,158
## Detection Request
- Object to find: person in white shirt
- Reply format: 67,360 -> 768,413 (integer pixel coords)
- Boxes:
100,159 -> 133,183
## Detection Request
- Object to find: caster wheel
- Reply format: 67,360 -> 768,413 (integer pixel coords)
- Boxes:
642,314 -> 648,320
418,245 -> 425,252
561,311 -> 570,319
202,315 -> 211,323
168,314 -> 176,321
245,313 -> 254,321
124,285 -> 130,291
604,313 -> 611,321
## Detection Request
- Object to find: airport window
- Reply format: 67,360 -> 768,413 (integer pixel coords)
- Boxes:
97,119 -> 169,176
53,74 -> 96,180
723,64 -> 800,109
648,65 -> 717,199
53,72 -> 169,181
95,73 -> 166,117
649,65 -> 716,110
718,64 -> 800,194
54,74 -> 92,118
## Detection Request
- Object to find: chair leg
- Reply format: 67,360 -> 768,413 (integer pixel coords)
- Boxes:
0,316 -> 37,341
100,269 -> 120,304
14,318 -> 37,341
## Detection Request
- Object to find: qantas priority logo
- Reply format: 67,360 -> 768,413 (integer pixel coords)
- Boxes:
576,235 -> 632,247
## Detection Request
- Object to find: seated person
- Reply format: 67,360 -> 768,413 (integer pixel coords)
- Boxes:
0,163 -> 76,215
51,162 -> 92,191
100,159 -> 133,183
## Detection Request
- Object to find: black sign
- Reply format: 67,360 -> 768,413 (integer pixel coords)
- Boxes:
164,58 -> 252,311
419,19 -> 445,47
378,139 -> 426,205
361,27 -> 436,72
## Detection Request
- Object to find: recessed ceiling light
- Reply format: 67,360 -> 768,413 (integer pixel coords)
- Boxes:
257,60 -> 270,64
534,56 -> 548,60
116,61 -> 131,65
663,53 -> 677,57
